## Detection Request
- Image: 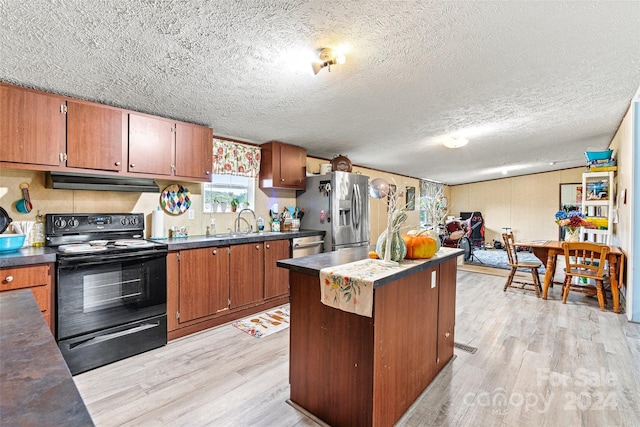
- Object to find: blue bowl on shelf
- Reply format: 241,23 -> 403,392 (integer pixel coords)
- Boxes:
584,149 -> 613,161
0,234 -> 26,252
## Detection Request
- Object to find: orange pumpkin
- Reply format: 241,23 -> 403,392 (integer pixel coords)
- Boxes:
401,232 -> 438,259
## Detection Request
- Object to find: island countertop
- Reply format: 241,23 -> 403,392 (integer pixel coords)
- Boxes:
277,246 -> 463,287
0,290 -> 94,426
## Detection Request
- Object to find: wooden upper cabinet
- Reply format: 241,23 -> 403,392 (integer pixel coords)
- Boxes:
66,101 -> 126,171
280,143 -> 307,187
1,83 -> 211,182
259,141 -> 307,189
128,113 -> 174,176
0,83 -> 66,166
175,122 -> 213,180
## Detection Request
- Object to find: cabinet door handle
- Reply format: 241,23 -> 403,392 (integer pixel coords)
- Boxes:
130,163 -> 136,168
445,332 -> 450,338
281,178 -> 285,182
212,249 -> 217,255
115,161 -> 121,166
205,171 -> 210,175
256,245 -> 260,250
266,244 -> 270,249
4,276 -> 14,282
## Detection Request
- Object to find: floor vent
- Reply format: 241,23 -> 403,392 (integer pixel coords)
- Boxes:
454,342 -> 478,354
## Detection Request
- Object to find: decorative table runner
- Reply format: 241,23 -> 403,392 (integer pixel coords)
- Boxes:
319,258 -> 426,317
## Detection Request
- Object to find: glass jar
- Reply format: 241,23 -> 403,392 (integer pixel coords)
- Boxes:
32,211 -> 45,247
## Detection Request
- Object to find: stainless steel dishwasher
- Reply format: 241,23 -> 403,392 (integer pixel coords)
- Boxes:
292,235 -> 324,257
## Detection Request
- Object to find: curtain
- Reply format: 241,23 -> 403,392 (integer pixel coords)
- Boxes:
212,138 -> 261,178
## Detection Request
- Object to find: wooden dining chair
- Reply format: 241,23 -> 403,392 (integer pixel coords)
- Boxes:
561,242 -> 609,311
502,232 -> 542,297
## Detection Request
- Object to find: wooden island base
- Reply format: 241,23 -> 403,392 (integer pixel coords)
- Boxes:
281,248 -> 460,427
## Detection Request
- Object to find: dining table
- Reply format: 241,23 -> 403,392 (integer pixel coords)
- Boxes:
515,240 -> 625,313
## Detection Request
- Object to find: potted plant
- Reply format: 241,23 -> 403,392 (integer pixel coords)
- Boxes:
212,197 -> 220,213
239,195 -> 249,210
230,197 -> 239,212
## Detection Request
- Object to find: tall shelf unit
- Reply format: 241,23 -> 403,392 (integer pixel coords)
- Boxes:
580,171 -> 615,244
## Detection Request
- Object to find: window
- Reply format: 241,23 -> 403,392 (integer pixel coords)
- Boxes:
203,174 -> 256,213
419,180 -> 447,229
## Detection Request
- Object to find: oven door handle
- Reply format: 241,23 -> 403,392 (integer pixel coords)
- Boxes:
57,250 -> 167,267
68,321 -> 161,350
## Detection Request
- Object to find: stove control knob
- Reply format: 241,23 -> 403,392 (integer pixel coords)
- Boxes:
129,217 -> 139,226
121,218 -> 129,225
70,219 -> 79,228
55,219 -> 67,228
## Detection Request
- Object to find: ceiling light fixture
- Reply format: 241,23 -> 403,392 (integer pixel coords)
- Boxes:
312,48 -> 346,75
442,136 -> 469,149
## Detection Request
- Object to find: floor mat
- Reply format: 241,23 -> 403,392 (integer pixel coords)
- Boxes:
232,305 -> 290,338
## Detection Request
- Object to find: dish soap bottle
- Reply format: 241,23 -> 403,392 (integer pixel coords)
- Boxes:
32,210 -> 45,247
257,216 -> 264,232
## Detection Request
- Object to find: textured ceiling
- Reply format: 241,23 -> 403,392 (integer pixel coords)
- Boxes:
1,0 -> 639,185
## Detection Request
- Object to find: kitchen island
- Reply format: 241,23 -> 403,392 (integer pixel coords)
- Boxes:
277,246 -> 462,427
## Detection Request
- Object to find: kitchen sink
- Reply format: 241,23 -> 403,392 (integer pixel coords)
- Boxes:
211,232 -> 260,239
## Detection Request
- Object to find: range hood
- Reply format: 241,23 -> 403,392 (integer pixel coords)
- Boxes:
46,172 -> 160,193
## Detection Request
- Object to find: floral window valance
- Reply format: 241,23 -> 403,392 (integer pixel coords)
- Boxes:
212,138 -> 261,178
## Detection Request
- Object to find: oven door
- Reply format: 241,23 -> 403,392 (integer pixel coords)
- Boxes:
57,249 -> 167,340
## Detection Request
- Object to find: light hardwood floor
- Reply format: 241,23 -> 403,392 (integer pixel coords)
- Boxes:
74,269 -> 640,427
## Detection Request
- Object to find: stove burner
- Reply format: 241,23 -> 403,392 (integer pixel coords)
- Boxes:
114,239 -> 154,248
59,244 -> 108,253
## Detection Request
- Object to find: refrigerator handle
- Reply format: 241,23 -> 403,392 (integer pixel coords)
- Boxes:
352,185 -> 360,229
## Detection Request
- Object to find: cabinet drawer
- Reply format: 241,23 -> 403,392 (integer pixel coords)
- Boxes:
1,264 -> 52,291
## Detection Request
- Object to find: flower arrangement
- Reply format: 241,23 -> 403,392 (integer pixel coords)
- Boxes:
554,210 -> 593,232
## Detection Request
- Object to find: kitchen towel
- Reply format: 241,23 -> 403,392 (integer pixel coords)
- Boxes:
151,210 -> 165,239
319,258 -> 427,317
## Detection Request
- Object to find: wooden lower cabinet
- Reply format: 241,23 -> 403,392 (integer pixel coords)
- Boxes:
437,259 -> 457,368
264,239 -> 290,299
166,238 -> 292,340
230,243 -> 264,308
178,246 -> 230,324
0,264 -> 54,333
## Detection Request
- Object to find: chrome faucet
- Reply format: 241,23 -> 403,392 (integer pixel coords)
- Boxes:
234,208 -> 256,233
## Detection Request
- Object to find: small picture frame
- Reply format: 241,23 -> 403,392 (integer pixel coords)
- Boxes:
406,186 -> 416,210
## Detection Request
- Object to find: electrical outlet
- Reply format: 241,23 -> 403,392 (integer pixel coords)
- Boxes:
188,210 -> 195,220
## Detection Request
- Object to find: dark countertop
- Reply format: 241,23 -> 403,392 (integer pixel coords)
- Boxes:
277,246 -> 463,288
0,290 -> 94,426
158,230 -> 325,251
0,246 -> 57,268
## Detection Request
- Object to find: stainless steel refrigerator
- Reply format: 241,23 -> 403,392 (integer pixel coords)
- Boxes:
296,171 -> 370,253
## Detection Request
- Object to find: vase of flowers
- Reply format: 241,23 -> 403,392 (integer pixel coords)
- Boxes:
554,210 -> 593,241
